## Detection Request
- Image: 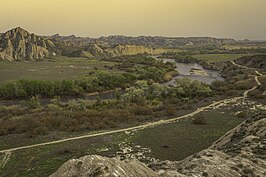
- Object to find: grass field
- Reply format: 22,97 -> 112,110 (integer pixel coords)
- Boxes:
0,56 -> 119,85
130,109 -> 245,161
0,104 -> 249,177
193,54 -> 249,62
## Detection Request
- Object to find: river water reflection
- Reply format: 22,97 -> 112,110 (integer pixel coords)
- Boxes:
159,58 -> 224,86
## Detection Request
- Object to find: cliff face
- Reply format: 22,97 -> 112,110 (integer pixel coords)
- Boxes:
105,45 -> 172,57
80,44 -> 174,59
51,114 -> 266,177
0,27 -> 57,61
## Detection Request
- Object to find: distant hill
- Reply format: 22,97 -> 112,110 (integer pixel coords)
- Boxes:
48,34 -> 94,47
47,33 -> 237,59
0,27 -> 239,61
0,27 -> 58,61
66,44 -> 175,59
48,34 -> 236,48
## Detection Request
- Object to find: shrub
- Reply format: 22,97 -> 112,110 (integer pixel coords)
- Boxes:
163,73 -> 173,82
170,78 -> 212,98
166,105 -> 177,116
122,87 -> 146,105
50,96 -> 62,106
0,105 -> 25,117
192,114 -> 206,125
67,99 -> 90,111
27,96 -> 41,109
129,105 -> 153,115
47,104 -> 62,111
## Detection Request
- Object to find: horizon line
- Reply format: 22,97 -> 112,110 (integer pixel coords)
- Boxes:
2,26 -> 266,42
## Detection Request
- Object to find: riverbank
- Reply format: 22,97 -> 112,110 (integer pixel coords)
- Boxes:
153,56 -> 224,85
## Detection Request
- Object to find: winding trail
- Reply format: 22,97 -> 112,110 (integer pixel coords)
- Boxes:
230,61 -> 249,69
230,60 -> 262,97
0,61 -> 263,169
243,76 -> 261,97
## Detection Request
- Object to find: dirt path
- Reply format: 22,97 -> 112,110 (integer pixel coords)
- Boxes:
0,97 -> 248,154
230,60 -> 262,97
243,75 -> 261,97
0,68 -> 263,160
0,152 -> 11,169
255,71 -> 263,77
230,61 -> 249,69
0,97 -> 243,154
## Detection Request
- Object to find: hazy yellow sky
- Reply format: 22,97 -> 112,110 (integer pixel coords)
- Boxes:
1,0 -> 266,39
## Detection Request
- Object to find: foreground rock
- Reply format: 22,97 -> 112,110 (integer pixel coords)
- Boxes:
51,114 -> 266,177
50,155 -> 158,177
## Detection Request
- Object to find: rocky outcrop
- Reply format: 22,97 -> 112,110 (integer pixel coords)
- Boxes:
50,155 -> 158,177
84,44 -> 107,58
150,114 -> 266,177
81,44 -> 174,59
0,27 -> 58,61
0,52 -> 13,61
51,114 -> 266,177
109,45 -> 170,56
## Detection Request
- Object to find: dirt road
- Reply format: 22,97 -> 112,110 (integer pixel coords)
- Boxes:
0,96 -> 244,155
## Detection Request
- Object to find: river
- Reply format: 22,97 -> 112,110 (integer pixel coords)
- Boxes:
84,56 -> 224,99
82,56 -> 225,100
155,57 -> 224,86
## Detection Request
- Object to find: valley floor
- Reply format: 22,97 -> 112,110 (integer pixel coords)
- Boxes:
0,97 -> 264,176
0,55 -> 265,176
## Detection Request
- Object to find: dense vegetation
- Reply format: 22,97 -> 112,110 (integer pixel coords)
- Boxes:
0,56 -> 177,99
111,56 -> 178,82
0,71 -> 136,99
0,79 -> 212,137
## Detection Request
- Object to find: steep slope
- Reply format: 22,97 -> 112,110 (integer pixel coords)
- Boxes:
0,27 -> 58,61
51,114 -> 266,177
151,114 -> 266,177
